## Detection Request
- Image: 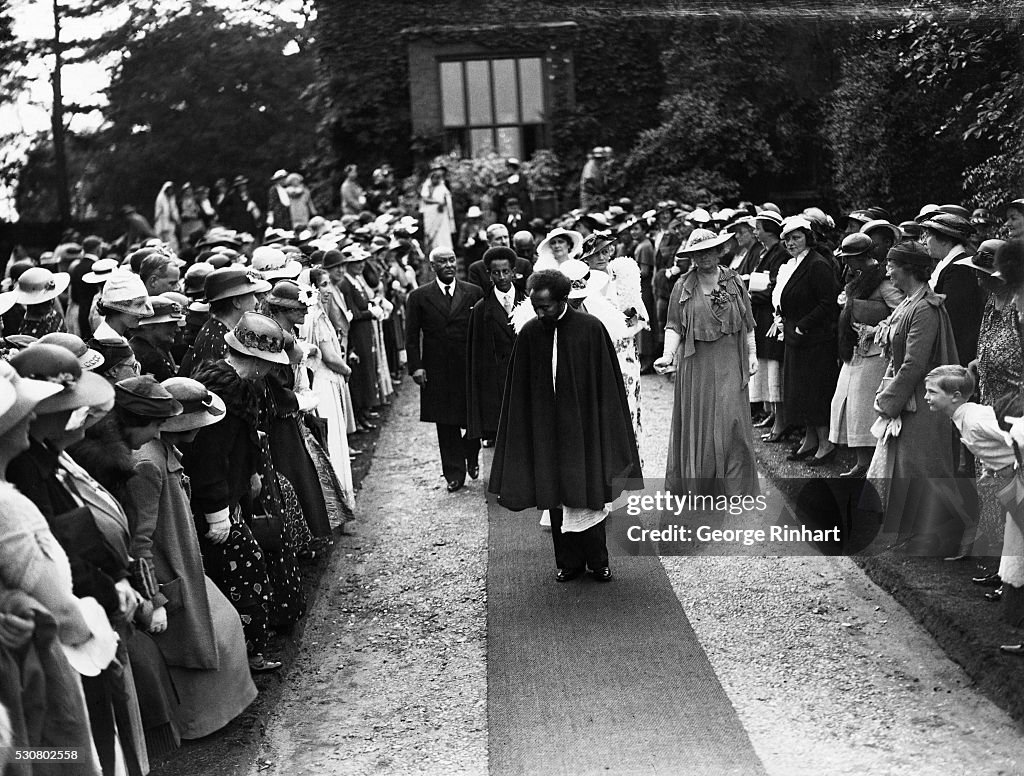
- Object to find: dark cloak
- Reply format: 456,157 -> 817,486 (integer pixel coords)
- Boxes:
488,305 -> 643,511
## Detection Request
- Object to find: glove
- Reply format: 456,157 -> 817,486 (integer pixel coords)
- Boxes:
114,578 -> 142,619
148,606 -> 167,634
205,508 -> 231,545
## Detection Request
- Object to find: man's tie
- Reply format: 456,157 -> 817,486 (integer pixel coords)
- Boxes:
444,284 -> 453,310
502,294 -> 513,316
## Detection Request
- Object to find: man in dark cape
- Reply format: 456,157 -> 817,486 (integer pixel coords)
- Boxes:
488,270 -> 643,582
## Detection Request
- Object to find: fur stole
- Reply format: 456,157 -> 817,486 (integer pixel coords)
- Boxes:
193,359 -> 262,434
67,415 -> 135,497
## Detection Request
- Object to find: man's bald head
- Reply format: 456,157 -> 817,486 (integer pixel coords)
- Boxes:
486,224 -> 510,247
512,230 -> 535,259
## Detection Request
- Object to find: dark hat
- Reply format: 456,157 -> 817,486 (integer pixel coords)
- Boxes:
10,343 -> 114,414
956,239 -> 1006,275
916,203 -> 971,223
843,210 -> 872,229
322,249 -> 345,269
89,337 -> 135,374
899,221 -> 924,240
920,213 -> 975,243
232,175 -> 249,186
195,227 -> 242,249
265,280 -> 314,310
183,262 -> 214,297
886,242 -> 933,267
860,220 -> 901,244
114,376 -> 183,418
224,312 -> 289,364
204,267 -> 272,302
864,206 -> 891,221
138,295 -> 186,326
838,233 -> 874,259
159,377 -> 225,432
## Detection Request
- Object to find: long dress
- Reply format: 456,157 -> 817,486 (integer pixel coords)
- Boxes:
419,180 -> 455,255
665,268 -> 758,497
603,257 -> 650,462
867,285 -> 964,554
126,439 -> 256,739
829,269 -> 903,447
304,303 -> 357,516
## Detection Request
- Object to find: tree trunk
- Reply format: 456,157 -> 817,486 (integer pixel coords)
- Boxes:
51,0 -> 70,225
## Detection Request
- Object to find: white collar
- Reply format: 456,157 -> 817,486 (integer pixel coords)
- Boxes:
436,278 -> 455,293
493,286 -> 514,300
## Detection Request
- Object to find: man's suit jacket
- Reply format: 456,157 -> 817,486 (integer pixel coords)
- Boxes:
467,287 -> 526,439
934,258 -> 984,366
467,257 -> 533,296
406,280 -> 484,426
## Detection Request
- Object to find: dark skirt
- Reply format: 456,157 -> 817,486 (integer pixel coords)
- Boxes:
348,321 -> 378,410
269,416 -> 332,538
783,339 -> 839,426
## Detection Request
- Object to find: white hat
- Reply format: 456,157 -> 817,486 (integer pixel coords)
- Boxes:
251,246 -> 301,280
536,228 -> 584,266
7,267 -> 70,305
780,216 -> 815,239
466,205 -> 483,219
676,228 -> 734,255
82,258 -> 121,284
559,258 -> 609,299
60,597 -> 119,676
99,270 -> 154,317
686,208 -> 712,225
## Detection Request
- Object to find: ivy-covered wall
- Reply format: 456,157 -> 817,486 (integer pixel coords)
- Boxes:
312,1 -> 666,181
311,1 -> 842,205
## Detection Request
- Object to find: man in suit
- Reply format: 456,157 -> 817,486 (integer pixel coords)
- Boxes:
406,247 -> 484,492
467,224 -> 533,295
467,247 -> 526,448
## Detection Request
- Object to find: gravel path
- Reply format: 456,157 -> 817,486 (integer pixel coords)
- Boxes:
249,373 -> 1024,775
250,387 -> 487,775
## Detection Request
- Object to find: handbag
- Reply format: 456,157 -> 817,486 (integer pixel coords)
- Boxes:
249,512 -> 284,554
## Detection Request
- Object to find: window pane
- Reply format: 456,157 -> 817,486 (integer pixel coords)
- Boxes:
470,127 -> 495,157
518,58 -> 544,123
466,60 -> 492,126
440,61 -> 465,127
493,59 -> 518,124
496,127 -> 521,158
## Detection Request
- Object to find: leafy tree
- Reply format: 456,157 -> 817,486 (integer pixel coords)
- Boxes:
617,17 -> 829,209
76,1 -> 317,216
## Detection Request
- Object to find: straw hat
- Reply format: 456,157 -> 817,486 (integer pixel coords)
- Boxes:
676,228 -> 733,255
204,268 -> 272,302
159,377 -> 226,432
5,267 -> 70,305
0,360 -> 62,436
956,239 -> 1005,275
251,246 -> 302,280
81,258 -> 120,285
9,343 -> 114,414
137,295 -> 186,327
919,212 -> 975,243
37,332 -> 104,371
224,312 -> 289,364
860,219 -> 902,244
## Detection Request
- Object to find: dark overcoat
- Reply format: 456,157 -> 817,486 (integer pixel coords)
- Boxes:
338,272 -> 378,409
466,288 -> 525,439
467,257 -> 533,296
934,258 -> 984,366
488,305 -> 643,511
405,279 -> 483,426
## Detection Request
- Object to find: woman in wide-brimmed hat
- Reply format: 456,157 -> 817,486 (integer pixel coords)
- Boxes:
0,359 -> 101,763
0,266 -> 69,338
184,312 -> 304,672
654,228 -> 759,496
922,211 -> 984,365
867,241 -> 963,555
770,216 -> 842,466
534,227 -> 584,272
124,376 -> 257,737
261,281 -> 333,542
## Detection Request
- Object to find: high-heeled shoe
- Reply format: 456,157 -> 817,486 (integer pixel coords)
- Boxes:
787,446 -> 816,461
753,413 -> 775,429
839,463 -> 869,478
805,446 -> 838,467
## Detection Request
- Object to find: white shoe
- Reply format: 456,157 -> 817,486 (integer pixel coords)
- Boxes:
539,509 -> 551,528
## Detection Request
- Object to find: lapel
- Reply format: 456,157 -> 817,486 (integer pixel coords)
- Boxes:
425,280 -> 450,319
450,280 -> 469,317
784,253 -> 814,297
